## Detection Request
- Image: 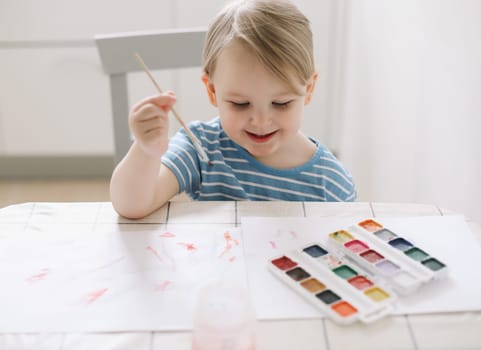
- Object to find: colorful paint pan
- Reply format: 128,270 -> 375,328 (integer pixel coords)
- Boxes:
360,249 -> 384,263
301,278 -> 326,293
373,229 -> 397,241
375,259 -> 401,276
332,265 -> 358,279
388,237 -> 414,251
358,219 -> 383,232
271,256 -> 297,270
268,248 -> 395,325
286,267 -> 310,281
345,240 -> 369,253
364,287 -> 390,302
303,244 -> 328,258
329,230 -> 354,243
331,301 -> 358,317
316,289 -> 341,304
348,276 -> 374,290
421,257 -> 446,271
404,247 -> 429,261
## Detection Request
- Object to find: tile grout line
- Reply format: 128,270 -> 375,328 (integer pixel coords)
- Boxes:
166,202 -> 171,225
235,200 -> 239,227
149,331 -> 155,350
369,201 -> 376,217
404,315 -> 420,350
24,202 -> 36,231
321,318 -> 331,350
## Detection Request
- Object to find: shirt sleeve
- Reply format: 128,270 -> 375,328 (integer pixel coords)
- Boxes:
161,128 -> 202,195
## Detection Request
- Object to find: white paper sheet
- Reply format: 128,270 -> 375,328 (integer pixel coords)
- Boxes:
1,215 -> 480,332
241,215 -> 481,319
0,226 -> 245,332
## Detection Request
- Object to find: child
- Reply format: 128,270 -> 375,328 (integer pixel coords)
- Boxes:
110,0 -> 356,219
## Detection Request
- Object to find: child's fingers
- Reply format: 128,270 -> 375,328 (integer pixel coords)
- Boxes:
128,92 -> 176,156
137,116 -> 167,134
131,114 -> 168,141
133,103 -> 167,123
151,91 -> 177,111
131,92 -> 177,113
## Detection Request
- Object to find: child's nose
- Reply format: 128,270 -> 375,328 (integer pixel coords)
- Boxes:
249,109 -> 272,128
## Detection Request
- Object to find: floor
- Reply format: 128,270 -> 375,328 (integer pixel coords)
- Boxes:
0,179 -> 111,209
0,179 -> 189,209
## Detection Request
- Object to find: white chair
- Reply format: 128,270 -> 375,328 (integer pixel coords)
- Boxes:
95,28 -> 207,163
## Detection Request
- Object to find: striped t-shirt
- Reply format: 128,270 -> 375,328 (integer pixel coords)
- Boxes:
162,117 -> 356,201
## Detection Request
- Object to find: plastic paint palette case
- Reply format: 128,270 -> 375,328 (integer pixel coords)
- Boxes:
269,243 -> 396,326
268,218 -> 449,325
328,219 -> 448,295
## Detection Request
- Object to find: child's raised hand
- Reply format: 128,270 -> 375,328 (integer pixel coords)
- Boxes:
129,92 -> 177,158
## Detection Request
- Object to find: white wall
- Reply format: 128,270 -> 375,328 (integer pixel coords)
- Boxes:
0,0 -> 331,156
0,0 -> 221,156
336,0 -> 481,222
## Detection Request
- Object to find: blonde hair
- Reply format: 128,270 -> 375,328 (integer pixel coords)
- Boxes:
202,0 -> 315,93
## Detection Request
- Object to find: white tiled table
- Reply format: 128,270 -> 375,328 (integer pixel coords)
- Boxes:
1,201 -> 480,350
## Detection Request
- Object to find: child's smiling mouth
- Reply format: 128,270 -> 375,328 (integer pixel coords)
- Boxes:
245,130 -> 278,143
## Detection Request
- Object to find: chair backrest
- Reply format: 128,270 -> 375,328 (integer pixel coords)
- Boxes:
95,28 -> 207,163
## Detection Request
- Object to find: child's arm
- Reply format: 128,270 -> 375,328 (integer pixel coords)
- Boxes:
110,93 -> 180,219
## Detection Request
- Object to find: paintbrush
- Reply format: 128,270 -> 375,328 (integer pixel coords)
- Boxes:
134,52 -> 210,163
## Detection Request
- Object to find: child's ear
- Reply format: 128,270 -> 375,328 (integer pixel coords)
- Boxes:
304,71 -> 319,105
201,73 -> 217,107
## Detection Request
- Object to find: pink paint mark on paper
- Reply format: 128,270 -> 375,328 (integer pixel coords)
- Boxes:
86,288 -> 108,305
93,256 -> 125,271
275,229 -> 298,239
154,280 -> 172,292
228,256 -> 237,262
26,268 -> 50,283
159,232 -> 176,238
269,241 -> 277,249
219,231 -> 239,257
177,242 -> 197,252
224,231 -> 239,245
146,245 -> 163,262
159,244 -> 177,271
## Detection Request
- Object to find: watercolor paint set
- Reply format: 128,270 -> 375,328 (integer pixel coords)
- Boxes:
328,219 -> 448,295
268,218 -> 448,325
269,243 -> 396,325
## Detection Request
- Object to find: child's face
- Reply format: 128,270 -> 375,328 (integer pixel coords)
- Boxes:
202,41 -> 316,164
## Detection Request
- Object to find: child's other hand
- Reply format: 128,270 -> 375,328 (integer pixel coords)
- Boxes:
129,92 -> 176,158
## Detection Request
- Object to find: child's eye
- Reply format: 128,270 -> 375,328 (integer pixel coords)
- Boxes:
272,101 -> 292,109
230,101 -> 250,109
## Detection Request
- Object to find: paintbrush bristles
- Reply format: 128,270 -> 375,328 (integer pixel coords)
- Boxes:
134,52 -> 209,163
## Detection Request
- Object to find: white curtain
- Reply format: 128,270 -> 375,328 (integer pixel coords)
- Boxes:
331,0 -> 481,223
